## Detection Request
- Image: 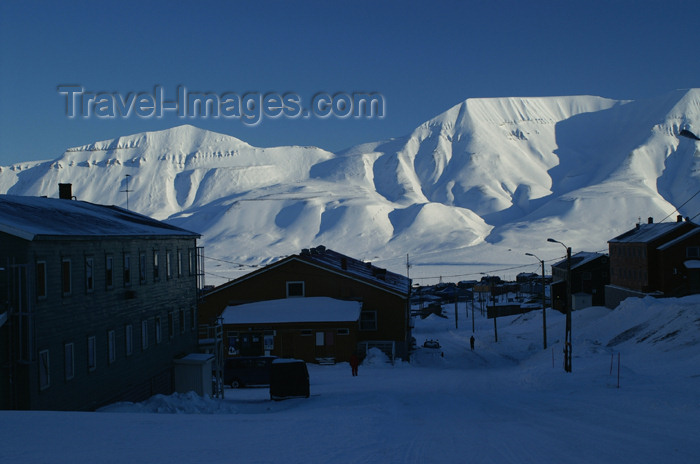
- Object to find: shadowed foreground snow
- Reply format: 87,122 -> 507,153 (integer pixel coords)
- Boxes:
2,295 -> 699,463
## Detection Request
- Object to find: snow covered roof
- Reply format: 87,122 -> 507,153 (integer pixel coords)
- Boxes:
657,227 -> 700,251
221,297 -> 362,325
297,246 -> 410,295
609,221 -> 695,244
208,246 -> 410,298
552,251 -> 607,271
0,194 -> 199,240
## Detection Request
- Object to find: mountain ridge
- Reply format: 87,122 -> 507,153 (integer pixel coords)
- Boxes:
1,90 -> 698,284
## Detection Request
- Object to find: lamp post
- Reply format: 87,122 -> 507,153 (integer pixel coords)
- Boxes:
547,238 -> 572,372
525,252 -> 547,349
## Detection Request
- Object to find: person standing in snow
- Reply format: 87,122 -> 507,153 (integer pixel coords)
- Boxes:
350,353 -> 359,376
470,335 -> 475,351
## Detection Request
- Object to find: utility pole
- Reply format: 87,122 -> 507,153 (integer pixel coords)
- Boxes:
471,293 -> 475,333
565,245 -> 572,372
541,258 -> 547,349
121,174 -> 132,211
547,238 -> 572,372
454,289 -> 458,329
493,309 -> 498,342
525,252 -> 547,349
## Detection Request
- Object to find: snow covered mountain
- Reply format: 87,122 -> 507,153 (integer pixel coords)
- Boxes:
2,89 -> 699,284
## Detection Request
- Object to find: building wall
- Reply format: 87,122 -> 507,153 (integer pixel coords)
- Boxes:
223,321 -> 359,363
1,233 -> 199,410
658,234 -> 700,295
200,258 -> 410,359
604,285 -> 647,309
609,243 -> 651,292
550,257 -> 609,310
609,222 -> 696,293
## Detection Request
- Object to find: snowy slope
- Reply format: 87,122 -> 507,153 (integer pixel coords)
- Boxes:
1,90 -> 699,283
2,295 -> 699,463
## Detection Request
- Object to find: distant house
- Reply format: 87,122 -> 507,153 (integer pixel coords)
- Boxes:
0,190 -> 202,410
551,252 -> 609,311
606,216 -> 700,307
199,246 -> 411,362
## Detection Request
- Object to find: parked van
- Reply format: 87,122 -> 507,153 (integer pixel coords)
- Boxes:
223,356 -> 276,388
269,358 -> 310,400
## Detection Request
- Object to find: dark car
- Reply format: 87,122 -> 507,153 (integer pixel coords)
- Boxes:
269,358 -> 310,400
223,356 -> 276,388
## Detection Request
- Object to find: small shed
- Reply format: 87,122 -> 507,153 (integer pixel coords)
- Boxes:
173,353 -> 215,397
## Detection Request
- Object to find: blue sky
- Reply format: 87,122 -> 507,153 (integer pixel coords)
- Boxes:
1,0 -> 698,165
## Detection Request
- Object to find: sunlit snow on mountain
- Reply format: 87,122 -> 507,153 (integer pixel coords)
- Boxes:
2,89 -> 699,284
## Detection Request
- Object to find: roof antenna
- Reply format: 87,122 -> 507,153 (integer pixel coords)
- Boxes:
121,174 -> 132,211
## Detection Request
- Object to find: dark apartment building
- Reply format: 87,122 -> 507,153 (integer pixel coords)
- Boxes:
0,191 -> 202,410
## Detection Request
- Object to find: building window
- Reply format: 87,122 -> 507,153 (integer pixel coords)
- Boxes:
188,249 -> 195,275
687,246 -> 700,258
105,255 -> 114,289
87,336 -> 96,372
168,312 -> 175,339
124,254 -> 131,286
125,324 -> 133,356
39,349 -> 50,390
177,250 -> 183,277
315,332 -> 324,346
61,258 -> 72,296
108,330 -> 116,364
337,328 -> 350,335
85,257 -> 94,293
153,251 -> 160,281
155,317 -> 162,344
36,261 -> 47,299
179,309 -> 185,334
300,329 -> 312,336
141,320 -> 149,350
166,251 -> 172,279
139,253 -> 147,284
286,281 -> 305,297
65,343 -> 75,380
360,311 -> 377,331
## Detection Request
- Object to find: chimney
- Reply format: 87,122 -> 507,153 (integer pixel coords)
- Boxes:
677,215 -> 683,223
647,217 -> 653,224
58,183 -> 73,200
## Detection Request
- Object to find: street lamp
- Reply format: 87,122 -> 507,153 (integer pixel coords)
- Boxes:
547,238 -> 572,372
525,253 -> 547,349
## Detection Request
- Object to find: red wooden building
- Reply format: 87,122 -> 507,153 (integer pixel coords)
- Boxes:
606,216 -> 700,307
199,246 -> 411,362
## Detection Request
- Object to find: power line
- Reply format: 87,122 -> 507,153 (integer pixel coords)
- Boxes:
659,186 -> 700,223
203,255 -> 265,268
410,257 -> 566,282
203,270 -> 236,281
